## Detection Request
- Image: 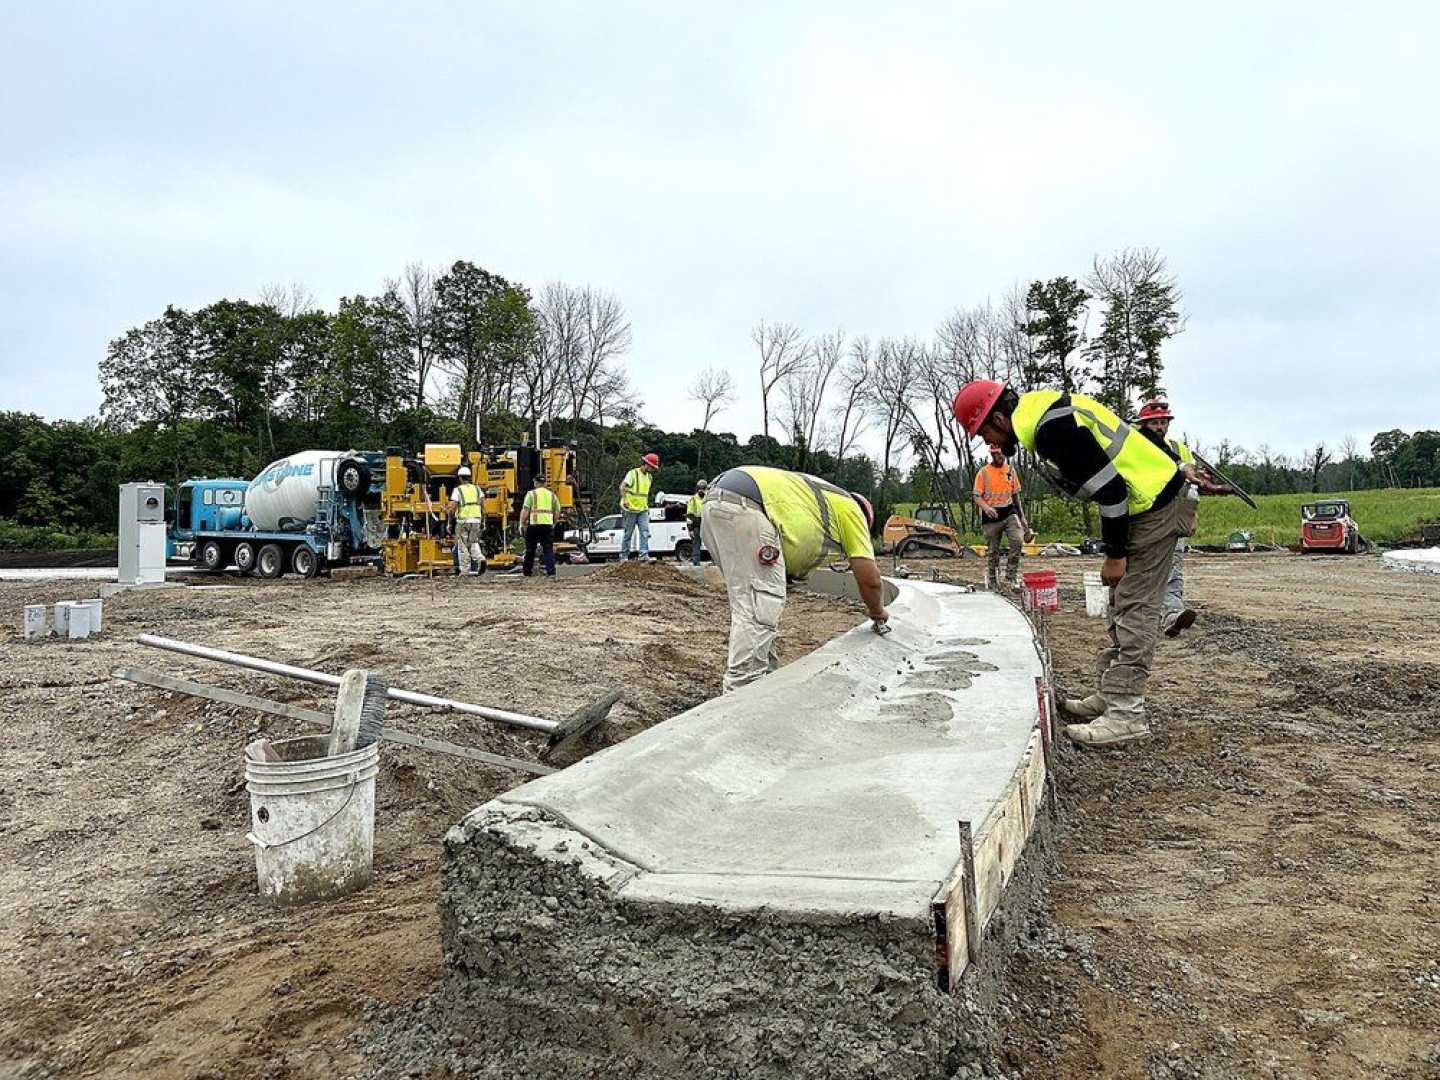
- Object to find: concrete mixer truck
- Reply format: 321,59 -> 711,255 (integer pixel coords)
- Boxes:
167,450 -> 388,578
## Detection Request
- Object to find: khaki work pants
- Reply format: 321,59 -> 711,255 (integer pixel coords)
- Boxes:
1096,496 -> 1186,701
700,490 -> 787,694
456,520 -> 485,574
982,512 -> 1024,585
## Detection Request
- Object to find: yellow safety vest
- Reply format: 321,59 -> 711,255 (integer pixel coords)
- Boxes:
454,483 -> 484,521
740,466 -> 874,580
524,487 -> 558,526
1011,391 -> 1178,517
1169,438 -> 1196,466
621,468 -> 652,512
686,494 -> 704,517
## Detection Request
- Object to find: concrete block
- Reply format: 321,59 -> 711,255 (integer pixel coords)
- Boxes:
23,605 -> 47,640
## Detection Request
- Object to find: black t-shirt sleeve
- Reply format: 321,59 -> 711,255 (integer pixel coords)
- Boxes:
1034,415 -> 1131,556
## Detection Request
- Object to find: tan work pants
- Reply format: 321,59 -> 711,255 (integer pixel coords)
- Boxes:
700,490 -> 787,694
982,512 -> 1024,585
456,520 -> 485,573
1097,496 -> 1186,699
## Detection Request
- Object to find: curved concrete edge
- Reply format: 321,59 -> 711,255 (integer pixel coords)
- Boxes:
436,575 -> 1057,1078
1383,547 -> 1440,574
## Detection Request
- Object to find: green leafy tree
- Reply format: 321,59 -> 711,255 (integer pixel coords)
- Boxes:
1022,277 -> 1091,392
1085,248 -> 1183,415
431,261 -> 537,433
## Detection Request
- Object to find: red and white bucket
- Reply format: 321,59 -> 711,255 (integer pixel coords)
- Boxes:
1022,570 -> 1059,613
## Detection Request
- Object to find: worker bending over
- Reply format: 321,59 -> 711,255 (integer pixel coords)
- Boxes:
520,473 -> 559,578
972,444 -> 1032,592
449,466 -> 486,576
702,466 -> 889,693
619,453 -> 659,562
686,479 -> 707,566
954,380 -> 1193,748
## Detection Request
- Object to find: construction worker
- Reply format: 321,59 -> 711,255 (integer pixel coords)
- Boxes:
685,479 -> 707,566
1136,400 -> 1200,637
619,452 -> 659,562
972,444 -> 1032,592
520,473 -> 560,578
702,466 -> 889,693
449,466 -> 486,576
953,379 -> 1195,748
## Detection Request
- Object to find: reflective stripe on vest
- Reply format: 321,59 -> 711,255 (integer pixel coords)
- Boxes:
1012,391 -> 1178,517
622,468 -> 652,512
455,483 -> 484,520
525,487 -> 558,526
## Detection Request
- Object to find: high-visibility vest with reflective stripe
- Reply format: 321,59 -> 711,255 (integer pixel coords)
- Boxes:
1169,438 -> 1196,466
686,494 -> 704,517
740,466 -> 875,580
621,468 -> 652,512
1012,391 -> 1178,517
454,483 -> 484,521
973,463 -> 1021,507
524,487 -> 558,526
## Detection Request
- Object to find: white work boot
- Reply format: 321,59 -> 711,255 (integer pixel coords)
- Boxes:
1060,693 -> 1106,720
1162,608 -> 1197,638
1065,694 -> 1150,748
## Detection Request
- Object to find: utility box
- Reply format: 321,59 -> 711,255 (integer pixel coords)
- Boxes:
119,482 -> 168,584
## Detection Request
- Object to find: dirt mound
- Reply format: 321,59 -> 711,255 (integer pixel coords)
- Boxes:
587,559 -> 715,596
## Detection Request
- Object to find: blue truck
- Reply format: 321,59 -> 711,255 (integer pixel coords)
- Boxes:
166,450 -> 387,578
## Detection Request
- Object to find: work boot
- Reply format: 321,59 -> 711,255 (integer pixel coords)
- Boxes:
1060,693 -> 1106,720
1163,608 -> 1197,638
1065,693 -> 1150,748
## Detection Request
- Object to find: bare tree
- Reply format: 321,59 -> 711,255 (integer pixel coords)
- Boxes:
257,281 -> 315,318
831,337 -> 872,459
1085,247 -> 1184,413
780,329 -> 843,464
867,337 -> 921,485
528,281 -> 587,426
688,366 -> 736,434
385,262 -> 436,411
562,287 -> 632,423
1339,435 -> 1358,489
1305,442 -> 1332,493
752,320 -> 807,440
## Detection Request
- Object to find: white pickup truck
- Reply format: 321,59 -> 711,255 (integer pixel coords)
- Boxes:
573,494 -> 708,562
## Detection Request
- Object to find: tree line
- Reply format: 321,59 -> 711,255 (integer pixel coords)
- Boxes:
3,248 -> 1436,549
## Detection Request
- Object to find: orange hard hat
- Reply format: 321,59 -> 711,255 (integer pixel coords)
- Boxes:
1137,400 -> 1173,421
642,453 -> 660,468
850,492 -> 874,531
952,380 -> 1006,437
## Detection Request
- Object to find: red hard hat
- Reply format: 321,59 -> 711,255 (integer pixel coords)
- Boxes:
642,453 -> 660,468
1137,400 -> 1173,421
952,380 -> 1006,437
850,492 -> 874,531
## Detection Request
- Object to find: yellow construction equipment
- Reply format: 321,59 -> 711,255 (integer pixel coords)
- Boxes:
380,441 -> 587,575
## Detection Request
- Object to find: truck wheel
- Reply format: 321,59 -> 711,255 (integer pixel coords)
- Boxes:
336,459 -> 370,495
291,545 -> 319,579
234,541 -> 257,575
200,540 -> 225,572
256,543 -> 284,579
674,541 -> 692,563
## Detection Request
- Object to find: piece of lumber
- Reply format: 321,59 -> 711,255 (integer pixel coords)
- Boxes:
113,667 -> 555,776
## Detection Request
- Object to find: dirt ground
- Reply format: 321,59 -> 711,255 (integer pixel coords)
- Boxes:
925,551 -> 1439,1080
0,562 -> 866,1080
2,553 -> 1437,1079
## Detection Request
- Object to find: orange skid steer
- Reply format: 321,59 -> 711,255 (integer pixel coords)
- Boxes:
882,504 -> 967,559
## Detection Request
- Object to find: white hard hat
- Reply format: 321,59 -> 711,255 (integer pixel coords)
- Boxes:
457,466 -> 472,477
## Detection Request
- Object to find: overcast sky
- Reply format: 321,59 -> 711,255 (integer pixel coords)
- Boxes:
3,2 -> 1437,461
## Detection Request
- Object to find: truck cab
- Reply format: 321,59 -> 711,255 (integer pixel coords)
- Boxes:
168,479 -> 249,562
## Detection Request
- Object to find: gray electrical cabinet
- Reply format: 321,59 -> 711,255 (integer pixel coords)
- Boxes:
118,482 -> 168,584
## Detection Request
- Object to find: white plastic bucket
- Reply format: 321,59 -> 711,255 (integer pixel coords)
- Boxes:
1083,571 -> 1109,618
55,601 -> 92,639
245,734 -> 379,906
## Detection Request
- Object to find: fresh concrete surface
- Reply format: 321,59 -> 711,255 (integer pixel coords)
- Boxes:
1384,546 -> 1440,574
488,578 -> 1044,917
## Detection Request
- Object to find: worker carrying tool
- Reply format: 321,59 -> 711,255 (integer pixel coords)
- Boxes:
686,479 -> 707,566
449,466 -> 486,576
1135,399 -> 1217,637
619,452 -> 659,562
702,466 -> 889,693
973,444 -> 1033,593
520,473 -> 560,578
954,379 -> 1195,748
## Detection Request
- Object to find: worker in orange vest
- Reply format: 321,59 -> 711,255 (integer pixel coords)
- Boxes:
972,445 -> 1033,591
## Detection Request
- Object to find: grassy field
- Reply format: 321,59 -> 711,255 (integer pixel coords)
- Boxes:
891,487 -> 1440,548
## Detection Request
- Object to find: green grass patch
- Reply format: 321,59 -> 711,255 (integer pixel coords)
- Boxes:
891,488 -> 1440,548
0,519 -> 118,553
